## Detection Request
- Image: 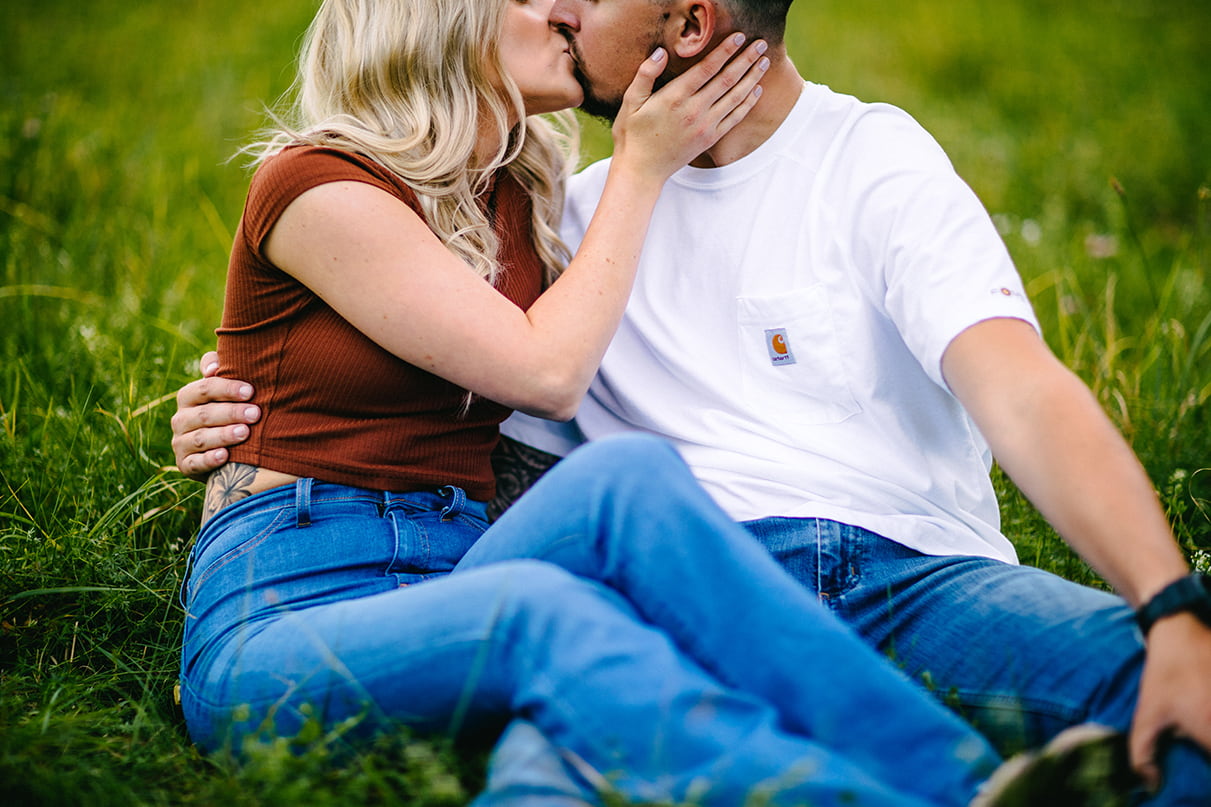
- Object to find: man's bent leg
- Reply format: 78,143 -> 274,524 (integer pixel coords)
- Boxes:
744,517 -> 1211,806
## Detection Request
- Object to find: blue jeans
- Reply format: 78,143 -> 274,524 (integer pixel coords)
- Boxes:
180,434 -> 1000,807
740,516 -> 1211,806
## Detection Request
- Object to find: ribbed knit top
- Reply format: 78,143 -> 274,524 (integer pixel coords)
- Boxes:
217,146 -> 546,500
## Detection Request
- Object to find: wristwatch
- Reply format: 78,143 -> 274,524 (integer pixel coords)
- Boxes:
1135,572 -> 1211,635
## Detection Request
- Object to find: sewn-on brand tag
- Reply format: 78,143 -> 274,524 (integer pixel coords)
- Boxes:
764,328 -> 796,366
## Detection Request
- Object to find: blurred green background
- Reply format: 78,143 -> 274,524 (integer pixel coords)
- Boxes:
2,0 -> 1209,803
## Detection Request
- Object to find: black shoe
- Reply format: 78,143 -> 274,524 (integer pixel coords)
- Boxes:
971,723 -> 1139,807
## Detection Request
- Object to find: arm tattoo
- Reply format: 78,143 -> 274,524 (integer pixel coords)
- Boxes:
202,463 -> 260,525
487,435 -> 562,521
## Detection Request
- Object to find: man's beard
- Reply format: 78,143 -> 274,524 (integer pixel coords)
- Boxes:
568,41 -> 622,121
567,37 -> 671,123
575,70 -> 622,122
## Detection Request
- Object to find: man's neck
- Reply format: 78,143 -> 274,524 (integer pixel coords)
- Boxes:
690,52 -> 803,169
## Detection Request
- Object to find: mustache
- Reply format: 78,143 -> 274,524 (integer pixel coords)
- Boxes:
564,36 -> 590,90
563,34 -> 616,121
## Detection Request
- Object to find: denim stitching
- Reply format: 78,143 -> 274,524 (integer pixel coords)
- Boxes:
187,507 -> 294,602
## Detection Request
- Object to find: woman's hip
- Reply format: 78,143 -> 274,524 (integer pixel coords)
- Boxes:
180,478 -> 489,681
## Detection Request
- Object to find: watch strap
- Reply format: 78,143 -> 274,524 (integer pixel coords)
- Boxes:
1135,572 -> 1211,635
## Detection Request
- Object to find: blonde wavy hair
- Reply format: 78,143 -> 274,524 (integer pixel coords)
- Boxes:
245,0 -> 579,287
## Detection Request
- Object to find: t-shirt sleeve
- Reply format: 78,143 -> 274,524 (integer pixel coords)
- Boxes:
840,106 -> 1040,390
242,146 -> 418,260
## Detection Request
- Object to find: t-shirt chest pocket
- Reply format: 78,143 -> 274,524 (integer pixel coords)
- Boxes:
736,285 -> 861,425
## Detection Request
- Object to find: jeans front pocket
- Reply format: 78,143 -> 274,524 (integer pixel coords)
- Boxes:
384,490 -> 489,585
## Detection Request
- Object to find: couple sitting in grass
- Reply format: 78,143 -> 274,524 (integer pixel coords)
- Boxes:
171,0 -> 1211,803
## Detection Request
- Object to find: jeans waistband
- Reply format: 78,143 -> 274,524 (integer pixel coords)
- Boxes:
291,477 -> 470,528
192,478 -> 487,553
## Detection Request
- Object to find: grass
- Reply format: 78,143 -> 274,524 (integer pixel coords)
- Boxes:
2,0 -> 1209,802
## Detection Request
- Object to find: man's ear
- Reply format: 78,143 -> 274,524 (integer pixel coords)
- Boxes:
666,0 -> 719,61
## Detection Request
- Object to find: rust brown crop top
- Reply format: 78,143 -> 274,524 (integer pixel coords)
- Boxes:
217,146 -> 546,500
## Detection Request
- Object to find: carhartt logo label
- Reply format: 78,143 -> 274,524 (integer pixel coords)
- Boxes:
764,328 -> 796,366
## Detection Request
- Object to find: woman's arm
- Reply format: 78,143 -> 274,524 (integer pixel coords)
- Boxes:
266,37 -> 768,420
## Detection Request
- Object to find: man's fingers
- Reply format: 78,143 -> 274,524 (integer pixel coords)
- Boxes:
1129,718 -> 1163,792
172,422 -> 251,478
183,422 -> 251,452
171,422 -> 250,457
198,351 -> 220,377
178,447 -> 230,482
175,376 -> 255,409
175,353 -> 250,480
1128,618 -> 1211,792
170,398 -> 259,438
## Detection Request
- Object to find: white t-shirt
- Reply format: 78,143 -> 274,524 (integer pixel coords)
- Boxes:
504,82 -> 1040,563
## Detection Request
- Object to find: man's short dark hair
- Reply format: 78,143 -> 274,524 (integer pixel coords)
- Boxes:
723,0 -> 795,44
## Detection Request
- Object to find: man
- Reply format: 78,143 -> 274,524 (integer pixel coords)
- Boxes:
174,0 -> 1211,801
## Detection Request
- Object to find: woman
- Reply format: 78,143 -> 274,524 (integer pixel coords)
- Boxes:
178,0 -> 1099,804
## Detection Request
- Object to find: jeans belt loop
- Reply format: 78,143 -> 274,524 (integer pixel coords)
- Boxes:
438,485 -> 466,521
295,477 -> 314,528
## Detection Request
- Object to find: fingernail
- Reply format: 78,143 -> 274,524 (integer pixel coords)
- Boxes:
234,424 -> 249,439
244,406 -> 260,420
732,32 -> 746,46
753,85 -> 763,98
238,384 -> 253,399
204,362 -> 219,374
759,57 -> 770,71
650,47 -> 665,62
756,40 -> 768,55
